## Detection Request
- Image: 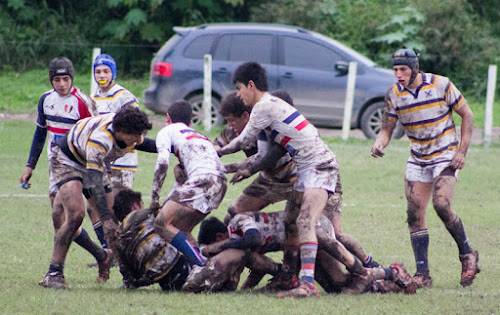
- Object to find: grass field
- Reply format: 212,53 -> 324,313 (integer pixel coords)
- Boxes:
1,117 -> 499,314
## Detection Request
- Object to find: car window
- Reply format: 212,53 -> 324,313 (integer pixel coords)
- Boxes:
183,34 -> 217,59
214,34 -> 273,64
283,36 -> 341,71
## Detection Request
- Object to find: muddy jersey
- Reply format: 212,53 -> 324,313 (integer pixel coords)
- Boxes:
93,83 -> 139,172
156,122 -> 225,178
35,86 -> 97,161
117,208 -> 181,287
228,211 -> 286,253
241,93 -> 336,171
386,73 -> 465,164
61,113 -> 141,172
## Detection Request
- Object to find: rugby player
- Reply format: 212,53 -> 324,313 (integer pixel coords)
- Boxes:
151,100 -> 227,267
38,107 -> 154,289
371,48 -> 480,287
87,53 -> 141,251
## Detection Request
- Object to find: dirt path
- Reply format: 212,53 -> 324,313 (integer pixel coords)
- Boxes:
2,112 -> 498,145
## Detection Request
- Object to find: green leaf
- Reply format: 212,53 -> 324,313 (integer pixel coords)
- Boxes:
106,0 -> 123,8
139,23 -> 164,42
7,0 -> 24,10
371,32 -> 407,44
124,8 -> 147,28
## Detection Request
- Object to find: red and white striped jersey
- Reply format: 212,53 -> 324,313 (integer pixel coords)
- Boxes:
37,86 -> 97,157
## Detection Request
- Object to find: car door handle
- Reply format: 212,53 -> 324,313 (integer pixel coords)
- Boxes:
282,72 -> 293,79
215,67 -> 228,74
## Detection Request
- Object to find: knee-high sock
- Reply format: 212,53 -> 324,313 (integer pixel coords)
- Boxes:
411,229 -> 429,275
299,242 -> 318,283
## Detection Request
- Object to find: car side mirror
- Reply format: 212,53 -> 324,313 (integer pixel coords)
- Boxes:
334,61 -> 349,76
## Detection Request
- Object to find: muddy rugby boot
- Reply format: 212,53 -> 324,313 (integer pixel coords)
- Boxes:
389,261 -> 417,294
97,249 -> 113,283
459,250 -> 480,287
38,272 -> 66,289
277,281 -> 320,298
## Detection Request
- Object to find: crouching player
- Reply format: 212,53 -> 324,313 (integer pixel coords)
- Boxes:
114,189 -> 257,292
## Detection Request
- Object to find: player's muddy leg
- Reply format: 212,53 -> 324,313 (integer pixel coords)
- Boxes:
405,180 -> 433,284
154,201 -> 206,266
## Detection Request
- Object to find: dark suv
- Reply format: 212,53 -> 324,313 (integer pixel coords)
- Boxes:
144,23 -> 403,139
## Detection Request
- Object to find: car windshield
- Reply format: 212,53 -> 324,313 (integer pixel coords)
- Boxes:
312,31 -> 376,67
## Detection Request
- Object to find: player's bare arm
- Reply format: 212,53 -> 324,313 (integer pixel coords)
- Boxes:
451,103 -> 474,170
150,162 -> 168,211
218,129 -> 255,156
371,101 -> 397,158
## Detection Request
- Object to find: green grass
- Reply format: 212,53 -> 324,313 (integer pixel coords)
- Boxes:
1,70 -> 499,127
1,120 -> 499,314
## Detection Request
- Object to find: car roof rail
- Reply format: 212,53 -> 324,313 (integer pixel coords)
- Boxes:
173,26 -> 194,36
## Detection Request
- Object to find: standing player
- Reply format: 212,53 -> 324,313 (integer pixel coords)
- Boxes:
18,57 -> 114,288
219,62 -> 339,298
371,48 -> 480,287
88,54 -> 141,250
39,107 -> 154,289
221,90 -> 380,271
151,100 -> 227,267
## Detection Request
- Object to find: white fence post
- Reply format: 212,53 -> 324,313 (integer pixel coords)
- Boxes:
342,62 -> 358,141
90,47 -> 101,96
484,64 -> 497,147
203,54 -> 212,132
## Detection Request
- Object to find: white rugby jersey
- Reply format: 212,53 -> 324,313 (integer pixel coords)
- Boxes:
64,113 -> 142,172
241,93 -> 336,170
37,86 -> 97,157
228,211 -> 286,253
93,83 -> 140,171
386,73 -> 465,164
156,122 -> 225,178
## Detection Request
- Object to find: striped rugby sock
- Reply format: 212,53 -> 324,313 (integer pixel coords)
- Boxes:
299,242 -> 318,283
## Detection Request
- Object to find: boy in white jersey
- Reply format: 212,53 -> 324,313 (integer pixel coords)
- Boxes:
39,107 -> 154,289
371,48 -> 479,288
151,100 -> 227,268
218,62 -> 339,298
88,54 -> 141,250
18,57 -> 119,289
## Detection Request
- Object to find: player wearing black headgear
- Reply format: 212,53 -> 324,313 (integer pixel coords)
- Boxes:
391,48 -> 419,85
371,48 -> 479,289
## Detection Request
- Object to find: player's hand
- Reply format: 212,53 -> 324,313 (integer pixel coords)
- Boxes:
230,169 -> 251,184
19,167 -> 33,189
224,163 -> 238,174
103,219 -> 120,246
216,147 -> 223,157
150,201 -> 160,213
370,142 -> 385,158
450,151 -> 466,169
173,164 -> 187,185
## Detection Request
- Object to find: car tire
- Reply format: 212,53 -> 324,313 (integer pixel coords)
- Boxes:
186,94 -> 225,127
360,102 -> 404,139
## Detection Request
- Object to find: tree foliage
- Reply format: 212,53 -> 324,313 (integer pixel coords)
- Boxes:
1,0 -> 499,96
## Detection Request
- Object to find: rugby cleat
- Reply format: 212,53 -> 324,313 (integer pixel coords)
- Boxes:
459,250 -> 480,287
277,281 -> 320,298
371,280 -> 403,294
38,272 -> 66,289
413,272 -> 433,289
389,261 -> 417,294
97,249 -> 113,283
261,271 -> 299,292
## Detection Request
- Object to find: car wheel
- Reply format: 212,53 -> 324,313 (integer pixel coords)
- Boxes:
187,94 -> 225,127
360,102 -> 404,139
